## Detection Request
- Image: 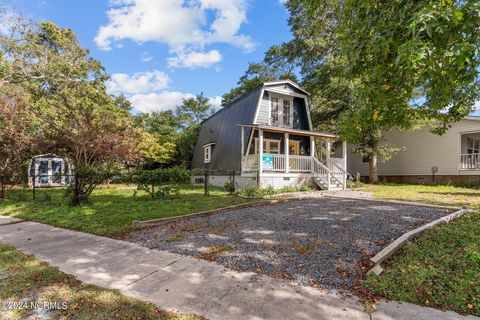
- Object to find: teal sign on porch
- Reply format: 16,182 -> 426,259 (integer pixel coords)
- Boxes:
262,154 -> 273,170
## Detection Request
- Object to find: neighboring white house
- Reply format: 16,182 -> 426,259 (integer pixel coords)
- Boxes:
191,80 -> 348,190
346,116 -> 480,184
28,154 -> 72,188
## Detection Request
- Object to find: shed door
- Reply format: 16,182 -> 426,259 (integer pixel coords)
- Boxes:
38,161 -> 49,184
51,160 -> 62,184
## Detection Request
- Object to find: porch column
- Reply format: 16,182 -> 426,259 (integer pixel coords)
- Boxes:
342,140 -> 347,190
310,136 -> 315,173
259,129 -> 264,176
284,133 -> 289,173
241,126 -> 245,156
310,137 -> 315,157
326,140 -> 331,162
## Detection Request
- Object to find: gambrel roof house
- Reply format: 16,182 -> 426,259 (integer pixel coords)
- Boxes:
346,116 -> 480,184
192,80 -> 348,190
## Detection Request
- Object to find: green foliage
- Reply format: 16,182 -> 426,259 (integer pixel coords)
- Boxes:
0,185 -> 255,238
224,179 -> 234,193
133,167 -> 191,199
361,211 -> 480,316
135,93 -> 213,168
286,0 -> 480,181
237,183 -> 312,197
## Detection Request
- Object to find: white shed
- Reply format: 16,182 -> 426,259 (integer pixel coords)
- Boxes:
28,154 -> 72,188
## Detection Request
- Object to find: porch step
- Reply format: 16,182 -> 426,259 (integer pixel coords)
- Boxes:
312,177 -> 344,191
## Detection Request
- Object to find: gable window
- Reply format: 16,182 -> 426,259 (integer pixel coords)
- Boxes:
283,100 -> 291,126
271,98 -> 279,125
269,94 -> 293,128
204,144 -> 213,163
467,138 -> 480,154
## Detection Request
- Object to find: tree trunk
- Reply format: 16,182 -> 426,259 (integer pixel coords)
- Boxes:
369,154 -> 379,183
71,173 -> 81,206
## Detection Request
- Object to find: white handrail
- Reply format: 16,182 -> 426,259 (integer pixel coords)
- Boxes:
460,153 -> 480,169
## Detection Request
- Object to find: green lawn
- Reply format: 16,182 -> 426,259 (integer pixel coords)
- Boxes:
355,183 -> 480,209
0,243 -> 201,320
354,183 -> 480,316
0,184 -> 255,238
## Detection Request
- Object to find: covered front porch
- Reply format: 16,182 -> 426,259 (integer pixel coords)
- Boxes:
239,124 -> 347,190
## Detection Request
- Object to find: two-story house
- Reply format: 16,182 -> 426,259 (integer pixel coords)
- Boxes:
191,80 -> 348,190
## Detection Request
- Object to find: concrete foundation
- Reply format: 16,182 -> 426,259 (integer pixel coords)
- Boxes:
192,173 -> 313,190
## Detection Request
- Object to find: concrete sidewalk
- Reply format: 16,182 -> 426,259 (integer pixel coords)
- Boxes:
0,218 -> 476,320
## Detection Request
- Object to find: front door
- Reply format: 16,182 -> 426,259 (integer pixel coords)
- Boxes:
288,141 -> 300,155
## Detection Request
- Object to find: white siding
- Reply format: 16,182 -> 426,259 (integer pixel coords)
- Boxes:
347,118 -> 480,176
256,93 -> 270,125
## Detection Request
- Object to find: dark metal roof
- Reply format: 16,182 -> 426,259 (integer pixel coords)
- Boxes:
192,87 -> 262,170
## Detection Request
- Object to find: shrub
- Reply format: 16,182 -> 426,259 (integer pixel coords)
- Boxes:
224,179 -> 234,193
133,167 -> 190,199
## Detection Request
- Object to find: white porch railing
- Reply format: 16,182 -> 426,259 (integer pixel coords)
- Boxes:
460,153 -> 480,170
265,154 -> 287,172
289,155 -> 312,172
242,154 -> 259,172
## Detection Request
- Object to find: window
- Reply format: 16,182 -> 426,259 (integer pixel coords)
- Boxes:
283,100 -> 291,126
269,94 -> 293,128
467,138 -> 480,154
362,155 -> 369,163
271,98 -> 279,125
204,145 -> 212,163
254,138 -> 281,154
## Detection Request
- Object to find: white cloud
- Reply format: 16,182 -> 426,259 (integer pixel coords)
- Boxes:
107,70 -> 169,95
94,0 -> 254,67
208,96 -> 222,108
167,50 -> 222,69
129,91 -> 194,113
141,51 -> 153,62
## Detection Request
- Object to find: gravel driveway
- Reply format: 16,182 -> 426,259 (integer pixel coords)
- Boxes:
128,197 -> 452,291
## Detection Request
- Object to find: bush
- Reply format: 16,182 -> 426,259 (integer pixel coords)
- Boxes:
224,179 -> 234,193
133,167 -> 190,199
238,183 -> 313,198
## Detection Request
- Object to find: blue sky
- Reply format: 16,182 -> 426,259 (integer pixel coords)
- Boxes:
7,0 -> 291,113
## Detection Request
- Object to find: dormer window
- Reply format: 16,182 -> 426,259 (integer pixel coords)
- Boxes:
269,94 -> 293,128
283,100 -> 291,126
271,98 -> 279,125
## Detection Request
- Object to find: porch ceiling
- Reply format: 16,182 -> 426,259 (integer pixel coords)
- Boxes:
237,123 -> 338,139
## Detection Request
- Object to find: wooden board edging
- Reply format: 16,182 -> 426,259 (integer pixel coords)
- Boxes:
367,208 -> 471,276
132,199 -> 291,230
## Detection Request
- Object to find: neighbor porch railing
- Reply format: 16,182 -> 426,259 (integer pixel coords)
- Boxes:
460,153 -> 480,170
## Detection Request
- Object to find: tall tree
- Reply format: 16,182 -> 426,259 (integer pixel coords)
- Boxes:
175,94 -> 214,167
1,18 -> 140,204
287,0 -> 480,182
0,85 -> 35,200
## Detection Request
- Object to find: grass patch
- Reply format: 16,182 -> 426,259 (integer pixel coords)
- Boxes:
0,184 -> 255,238
0,243 -> 201,320
354,183 -> 480,209
354,183 -> 480,316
